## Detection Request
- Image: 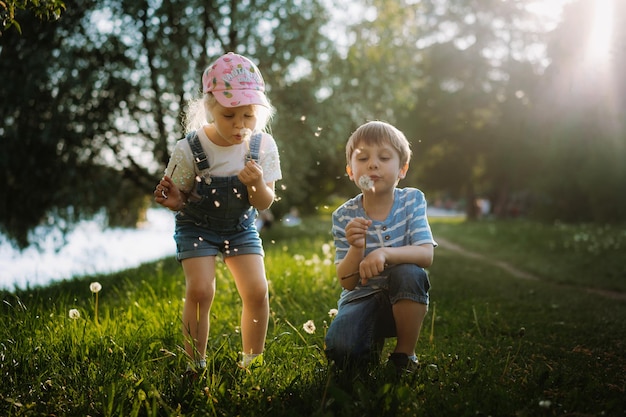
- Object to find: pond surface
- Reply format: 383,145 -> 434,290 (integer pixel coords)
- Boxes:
0,209 -> 176,291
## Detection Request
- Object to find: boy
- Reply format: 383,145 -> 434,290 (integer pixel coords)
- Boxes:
325,120 -> 436,374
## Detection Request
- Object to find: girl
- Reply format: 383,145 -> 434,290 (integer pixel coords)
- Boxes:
154,52 -> 281,373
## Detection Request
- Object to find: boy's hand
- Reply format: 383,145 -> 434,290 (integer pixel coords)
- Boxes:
345,217 -> 372,248
359,250 -> 386,283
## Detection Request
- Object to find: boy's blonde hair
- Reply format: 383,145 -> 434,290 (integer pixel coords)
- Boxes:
345,121 -> 412,167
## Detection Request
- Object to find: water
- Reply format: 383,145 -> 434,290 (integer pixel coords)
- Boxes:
0,207 -> 463,291
0,208 -> 176,291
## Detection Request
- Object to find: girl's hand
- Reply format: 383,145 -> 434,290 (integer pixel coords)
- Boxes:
154,175 -> 186,211
345,217 -> 372,248
238,160 -> 264,187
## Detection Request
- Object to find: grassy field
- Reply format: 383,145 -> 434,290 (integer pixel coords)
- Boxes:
1,217 -> 624,416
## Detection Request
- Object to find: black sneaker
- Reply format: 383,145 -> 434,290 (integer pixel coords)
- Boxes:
388,353 -> 419,375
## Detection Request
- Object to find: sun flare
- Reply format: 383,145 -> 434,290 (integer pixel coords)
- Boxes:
586,0 -> 614,63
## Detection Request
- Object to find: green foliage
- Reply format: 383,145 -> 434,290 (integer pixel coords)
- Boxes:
1,219 -> 625,416
0,0 -> 65,34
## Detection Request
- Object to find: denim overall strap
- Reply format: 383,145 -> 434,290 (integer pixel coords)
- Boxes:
186,132 -> 209,171
248,133 -> 262,162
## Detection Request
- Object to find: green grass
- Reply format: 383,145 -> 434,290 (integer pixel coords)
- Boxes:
1,217 -> 625,416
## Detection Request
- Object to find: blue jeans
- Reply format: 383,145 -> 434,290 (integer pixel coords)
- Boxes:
324,264 -> 430,367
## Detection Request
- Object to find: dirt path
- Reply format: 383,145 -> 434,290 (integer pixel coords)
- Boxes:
436,237 -> 626,302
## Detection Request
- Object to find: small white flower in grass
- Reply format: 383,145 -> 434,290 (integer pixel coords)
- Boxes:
69,309 -> 80,319
303,319 -> 316,334
358,175 -> 374,191
328,308 -> 338,318
539,400 -> 552,408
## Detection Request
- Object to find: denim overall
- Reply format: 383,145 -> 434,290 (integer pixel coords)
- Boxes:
175,132 -> 261,233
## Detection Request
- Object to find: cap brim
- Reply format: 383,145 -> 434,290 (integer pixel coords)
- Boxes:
212,89 -> 270,108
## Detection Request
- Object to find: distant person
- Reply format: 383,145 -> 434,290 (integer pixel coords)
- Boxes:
282,207 -> 302,227
154,53 -> 281,376
325,121 -> 436,374
255,209 -> 275,231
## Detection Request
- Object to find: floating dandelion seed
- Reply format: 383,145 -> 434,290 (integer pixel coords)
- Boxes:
69,309 -> 80,319
303,320 -> 316,334
300,115 -> 306,122
358,175 -> 374,191
214,201 -> 220,207
328,308 -> 338,318
241,128 -> 252,154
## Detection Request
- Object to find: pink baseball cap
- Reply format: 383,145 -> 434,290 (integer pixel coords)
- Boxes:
202,52 -> 270,108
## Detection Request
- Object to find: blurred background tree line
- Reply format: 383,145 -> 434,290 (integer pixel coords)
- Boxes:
1,0 -> 624,249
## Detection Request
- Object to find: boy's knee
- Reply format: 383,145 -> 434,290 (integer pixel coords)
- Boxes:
386,264 -> 430,302
387,264 -> 428,286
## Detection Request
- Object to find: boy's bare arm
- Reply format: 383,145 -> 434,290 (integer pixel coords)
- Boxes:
375,244 -> 434,268
339,244 -> 434,290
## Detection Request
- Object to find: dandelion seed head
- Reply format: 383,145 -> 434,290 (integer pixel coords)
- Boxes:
303,319 -> 316,334
328,308 -> 338,318
89,282 -> 102,293
68,309 -> 80,319
358,175 -> 374,191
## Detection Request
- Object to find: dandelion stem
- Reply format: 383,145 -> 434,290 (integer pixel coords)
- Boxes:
94,293 -> 99,326
472,306 -> 482,337
341,270 -> 360,280
429,302 -> 436,344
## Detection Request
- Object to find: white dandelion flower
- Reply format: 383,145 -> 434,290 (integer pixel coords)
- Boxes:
328,308 -> 338,318
303,319 -> 316,334
89,282 -> 102,293
68,309 -> 80,319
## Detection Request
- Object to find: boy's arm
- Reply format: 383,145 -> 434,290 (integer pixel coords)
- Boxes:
358,244 -> 434,279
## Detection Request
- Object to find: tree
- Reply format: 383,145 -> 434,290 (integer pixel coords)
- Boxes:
0,0 -> 337,248
0,0 -> 65,34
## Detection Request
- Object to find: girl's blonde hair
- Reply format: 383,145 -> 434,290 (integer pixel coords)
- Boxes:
345,121 -> 412,167
182,93 -> 275,133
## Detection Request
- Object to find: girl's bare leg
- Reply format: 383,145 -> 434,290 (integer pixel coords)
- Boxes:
181,256 -> 217,363
226,254 -> 269,355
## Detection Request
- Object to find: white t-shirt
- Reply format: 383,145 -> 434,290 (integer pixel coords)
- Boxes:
164,127 -> 282,194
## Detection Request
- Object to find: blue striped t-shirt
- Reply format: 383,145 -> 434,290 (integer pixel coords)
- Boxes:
331,187 -> 437,303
